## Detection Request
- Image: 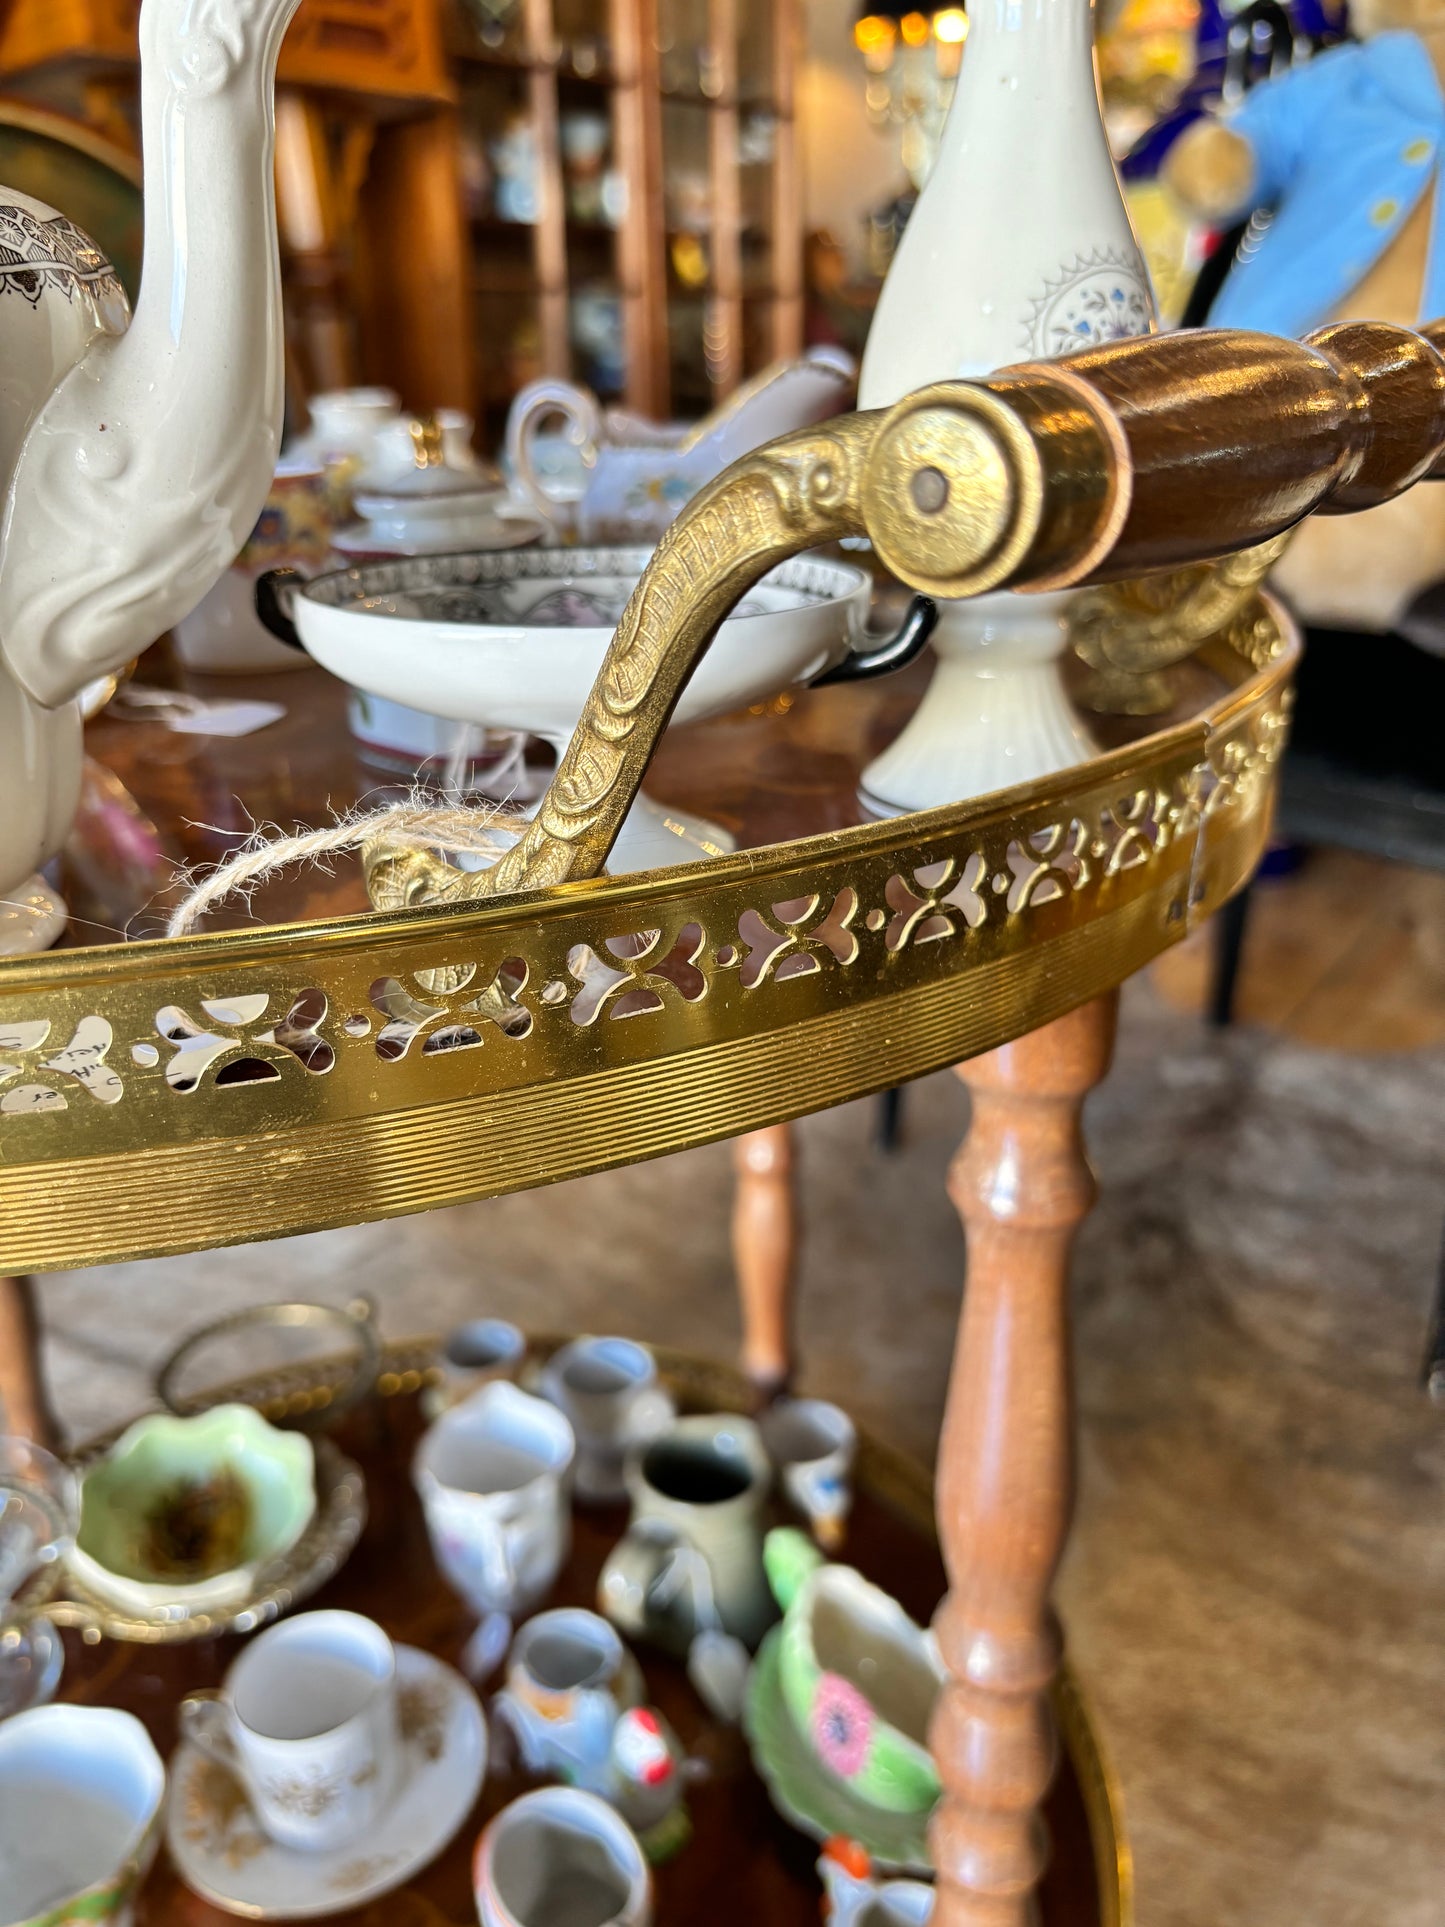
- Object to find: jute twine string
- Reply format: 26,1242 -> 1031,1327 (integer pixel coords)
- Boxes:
164,790 -> 521,939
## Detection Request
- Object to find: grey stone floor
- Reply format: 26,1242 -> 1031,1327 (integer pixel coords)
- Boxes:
30,978 -> 1445,1927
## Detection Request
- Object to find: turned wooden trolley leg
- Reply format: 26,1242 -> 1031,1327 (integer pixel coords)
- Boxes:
732,1123 -> 797,1398
0,1276 -> 57,1447
931,994 -> 1118,1927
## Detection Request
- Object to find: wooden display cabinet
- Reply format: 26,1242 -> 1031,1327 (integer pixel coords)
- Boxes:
447,0 -> 802,427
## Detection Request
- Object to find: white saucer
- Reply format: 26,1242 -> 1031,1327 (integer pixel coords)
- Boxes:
165,1645 -> 486,1918
0,874 -> 67,956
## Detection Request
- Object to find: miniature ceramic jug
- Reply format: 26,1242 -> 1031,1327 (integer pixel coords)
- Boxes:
506,348 -> 857,543
858,0 -> 1156,813
0,0 -> 301,953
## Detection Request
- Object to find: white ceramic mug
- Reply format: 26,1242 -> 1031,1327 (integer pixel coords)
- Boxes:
474,1786 -> 651,1927
759,1397 -> 858,1550
493,1607 -> 642,1792
539,1337 -> 674,1504
0,1705 -> 164,1927
414,1381 -> 575,1619
178,1609 -> 400,1853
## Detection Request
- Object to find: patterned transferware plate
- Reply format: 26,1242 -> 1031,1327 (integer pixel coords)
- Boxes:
743,1627 -> 934,1876
165,1645 -> 487,1918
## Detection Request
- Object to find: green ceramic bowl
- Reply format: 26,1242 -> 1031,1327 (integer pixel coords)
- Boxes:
71,1405 -> 315,1618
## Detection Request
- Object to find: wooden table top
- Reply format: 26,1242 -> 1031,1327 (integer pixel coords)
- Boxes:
57,1366 -> 1109,1927
64,605 -> 1176,950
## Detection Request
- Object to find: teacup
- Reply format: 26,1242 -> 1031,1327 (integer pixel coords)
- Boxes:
539,1337 -> 674,1504
474,1786 -> 651,1927
178,1609 -> 399,1853
414,1381 -> 575,1619
599,1415 -> 773,1651
0,1705 -> 164,1927
759,1397 -> 857,1550
493,1607 -> 642,1792
425,1318 -> 528,1417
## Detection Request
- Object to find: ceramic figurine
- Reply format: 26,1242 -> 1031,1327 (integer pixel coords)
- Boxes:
0,0 -> 302,954
762,1528 -> 945,1819
605,1706 -> 690,1862
1165,0 -> 1445,633
759,1397 -> 857,1552
818,1840 -> 934,1927
505,348 -> 857,543
858,0 -> 1157,814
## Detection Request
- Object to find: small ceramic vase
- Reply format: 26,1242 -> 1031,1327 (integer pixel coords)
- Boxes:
763,1529 -> 945,1818
474,1786 -> 652,1927
857,0 -> 1157,815
599,1416 -> 774,1651
759,1397 -> 857,1551
539,1337 -> 675,1504
492,1608 -> 643,1793
0,1705 -> 164,1927
819,1842 -> 934,1927
178,1610 -> 401,1855
413,1382 -> 575,1621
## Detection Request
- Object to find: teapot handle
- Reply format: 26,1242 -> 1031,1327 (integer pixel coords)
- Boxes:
505,378 -> 604,527
810,595 -> 938,686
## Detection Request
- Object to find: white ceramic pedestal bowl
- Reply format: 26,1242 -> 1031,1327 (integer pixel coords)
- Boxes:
259,549 -> 928,875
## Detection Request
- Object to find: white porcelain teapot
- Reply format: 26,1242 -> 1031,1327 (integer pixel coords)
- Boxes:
0,0 -> 301,952
505,347 -> 857,543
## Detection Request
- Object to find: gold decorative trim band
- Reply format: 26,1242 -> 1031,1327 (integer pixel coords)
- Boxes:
0,611 -> 1291,1273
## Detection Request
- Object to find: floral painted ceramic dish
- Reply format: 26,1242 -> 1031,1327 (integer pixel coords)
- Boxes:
743,1627 -> 932,1874
69,1405 -> 315,1618
763,1529 -> 944,1817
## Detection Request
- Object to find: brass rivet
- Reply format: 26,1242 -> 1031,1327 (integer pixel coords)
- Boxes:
911,465 -> 949,514
1371,198 -> 1400,227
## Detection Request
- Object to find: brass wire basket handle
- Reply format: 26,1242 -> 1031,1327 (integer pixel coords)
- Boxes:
362,316 -> 1445,915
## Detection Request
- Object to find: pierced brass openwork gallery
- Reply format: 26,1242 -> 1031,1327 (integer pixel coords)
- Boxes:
5,317 -> 1443,1273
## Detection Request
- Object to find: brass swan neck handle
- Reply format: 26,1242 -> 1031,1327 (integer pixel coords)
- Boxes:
364,317 -> 1445,912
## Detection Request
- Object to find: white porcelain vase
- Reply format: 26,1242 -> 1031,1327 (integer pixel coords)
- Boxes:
0,0 -> 301,953
858,0 -> 1157,816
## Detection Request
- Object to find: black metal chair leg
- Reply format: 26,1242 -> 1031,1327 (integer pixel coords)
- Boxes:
1209,883 -> 1255,1028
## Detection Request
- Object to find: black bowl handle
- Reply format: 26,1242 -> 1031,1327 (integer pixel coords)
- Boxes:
810,594 -> 938,687
254,568 -> 308,652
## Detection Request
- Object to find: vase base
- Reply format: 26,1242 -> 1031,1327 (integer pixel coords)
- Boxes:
0,875 -> 67,955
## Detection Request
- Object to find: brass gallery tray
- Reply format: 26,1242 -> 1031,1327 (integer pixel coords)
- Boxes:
57,1338 -> 1132,1927
0,609 -> 1290,1276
